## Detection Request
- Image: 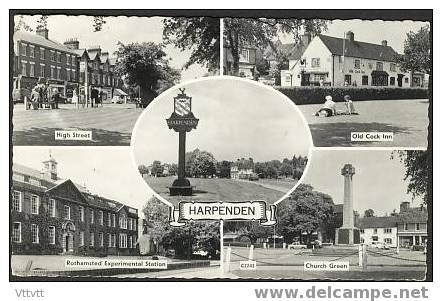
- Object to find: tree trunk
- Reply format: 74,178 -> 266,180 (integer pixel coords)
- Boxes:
228,29 -> 240,76
140,86 -> 157,108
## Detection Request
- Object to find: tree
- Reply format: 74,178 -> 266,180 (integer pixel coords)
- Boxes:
277,184 -> 334,244
189,150 -> 217,178
163,17 -> 220,71
224,18 -> 329,76
138,164 -> 149,177
168,163 -> 178,176
364,209 -> 375,218
150,160 -> 164,177
36,16 -> 48,31
93,16 -> 107,32
14,16 -> 33,32
114,42 -> 181,107
216,160 -> 231,178
394,150 -> 429,205
280,163 -> 294,178
396,25 -> 430,78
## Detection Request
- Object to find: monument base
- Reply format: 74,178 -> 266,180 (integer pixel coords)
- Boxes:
169,178 -> 193,196
335,228 -> 360,245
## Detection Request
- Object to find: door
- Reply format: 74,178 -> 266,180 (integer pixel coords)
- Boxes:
397,74 -> 403,87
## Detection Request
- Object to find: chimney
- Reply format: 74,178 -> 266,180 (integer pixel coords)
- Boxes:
64,38 -> 80,50
346,31 -> 355,42
301,33 -> 311,46
36,28 -> 49,39
381,40 -> 388,47
400,201 -> 410,213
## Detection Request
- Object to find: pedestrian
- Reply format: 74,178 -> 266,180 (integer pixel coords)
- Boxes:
50,88 -> 59,109
72,88 -> 78,106
344,94 -> 358,115
314,95 -> 336,117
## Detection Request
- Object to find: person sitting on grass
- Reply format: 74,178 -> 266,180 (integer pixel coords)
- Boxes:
314,95 -> 336,117
344,94 -> 358,115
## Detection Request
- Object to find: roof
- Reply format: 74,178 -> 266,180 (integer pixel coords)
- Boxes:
87,49 -> 100,61
358,216 -> 398,229
114,88 -> 128,96
318,34 -> 398,62
13,163 -> 59,182
100,52 -> 109,64
397,207 -> 428,224
13,31 -> 79,55
265,41 -> 308,61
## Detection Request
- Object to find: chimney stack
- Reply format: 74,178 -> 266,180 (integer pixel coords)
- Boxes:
346,31 -> 355,42
400,201 -> 410,212
64,38 -> 80,50
36,28 -> 49,39
381,40 -> 388,46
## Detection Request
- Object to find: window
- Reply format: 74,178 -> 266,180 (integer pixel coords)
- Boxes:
372,236 -> 378,242
354,59 -> 361,69
29,45 -> 35,58
40,48 -> 45,60
360,238 -> 365,243
360,229 -> 365,234
99,211 -> 104,225
12,222 -> 21,243
79,206 -> 84,222
57,52 -> 61,63
50,66 -> 55,79
50,51 -> 56,62
31,224 -> 39,244
404,223 -> 409,230
112,214 -> 116,227
128,236 -> 132,249
48,226 -> 55,244
108,233 -> 112,247
72,70 -> 76,81
49,199 -> 56,217
57,67 -> 61,80
21,61 -> 27,76
90,210 -> 94,224
119,233 -> 127,248
64,205 -> 71,220
362,75 -> 369,86
107,212 -> 111,227
119,214 -> 127,229
373,228 -> 378,234
311,58 -> 320,67
30,178 -> 40,186
128,218 -> 133,231
239,49 -> 249,62
384,228 -> 392,234
21,43 -> 27,56
99,232 -> 104,247
80,231 -> 84,246
12,191 -> 22,212
313,74 -> 325,82
66,68 -> 71,81
66,54 -> 70,65
112,234 -> 116,247
405,77 -> 409,84
40,64 -> 45,77
29,63 -> 35,77
31,195 -> 39,215
344,74 -> 352,85
390,77 -> 395,86
368,62 -> 373,69
384,238 -> 392,244
416,223 -> 420,231
376,62 -> 383,71
390,63 -> 396,72
90,232 -> 95,246
132,235 -> 137,248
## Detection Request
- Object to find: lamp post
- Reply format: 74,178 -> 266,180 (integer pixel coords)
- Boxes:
166,88 -> 199,196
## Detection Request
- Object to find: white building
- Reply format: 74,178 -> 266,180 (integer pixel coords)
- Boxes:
281,31 -> 425,88
358,216 -> 398,247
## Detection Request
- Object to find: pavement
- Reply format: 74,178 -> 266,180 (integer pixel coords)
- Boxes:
12,103 -> 143,146
298,99 -> 429,147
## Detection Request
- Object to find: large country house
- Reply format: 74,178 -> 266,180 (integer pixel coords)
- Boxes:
11,156 -> 139,256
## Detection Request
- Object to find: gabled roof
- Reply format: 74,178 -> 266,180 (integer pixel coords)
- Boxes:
87,49 -> 101,61
358,216 -> 398,229
265,41 -> 308,61
13,31 -> 79,55
317,34 -> 398,62
73,48 -> 89,59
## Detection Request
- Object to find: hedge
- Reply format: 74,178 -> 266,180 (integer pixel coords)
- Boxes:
275,86 -> 429,105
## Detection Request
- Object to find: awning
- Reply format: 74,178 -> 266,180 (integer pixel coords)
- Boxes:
371,70 -> 389,77
114,88 -> 128,96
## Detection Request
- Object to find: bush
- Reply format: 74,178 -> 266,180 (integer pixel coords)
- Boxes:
275,86 -> 429,105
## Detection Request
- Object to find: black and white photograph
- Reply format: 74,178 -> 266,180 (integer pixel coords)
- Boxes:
223,18 -> 430,147
11,148 -> 221,278
131,77 -> 312,207
222,149 -> 429,280
12,15 -> 220,146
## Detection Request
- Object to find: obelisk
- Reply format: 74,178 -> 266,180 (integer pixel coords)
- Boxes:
335,163 -> 359,245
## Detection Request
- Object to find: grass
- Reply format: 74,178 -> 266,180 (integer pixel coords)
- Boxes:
298,99 -> 429,147
144,176 -> 288,206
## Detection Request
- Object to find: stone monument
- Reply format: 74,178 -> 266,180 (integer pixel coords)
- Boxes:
335,163 -> 360,245
166,88 -> 199,196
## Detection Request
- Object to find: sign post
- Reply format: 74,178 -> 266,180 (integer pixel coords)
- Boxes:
166,89 -> 199,196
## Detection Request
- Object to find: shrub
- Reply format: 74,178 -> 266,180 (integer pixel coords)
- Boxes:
275,86 -> 429,105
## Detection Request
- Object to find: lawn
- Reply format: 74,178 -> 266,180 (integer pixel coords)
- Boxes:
298,99 -> 429,147
144,176 -> 287,206
12,103 -> 143,146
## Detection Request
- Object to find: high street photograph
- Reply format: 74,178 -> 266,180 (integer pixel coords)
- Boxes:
12,15 -> 220,146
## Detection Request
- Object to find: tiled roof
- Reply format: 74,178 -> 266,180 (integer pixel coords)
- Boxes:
358,216 -> 398,229
266,42 -> 307,61
397,207 -> 428,224
13,31 -> 79,55
318,34 -> 398,62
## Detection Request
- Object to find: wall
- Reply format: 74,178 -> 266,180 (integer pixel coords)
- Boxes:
360,227 -> 398,247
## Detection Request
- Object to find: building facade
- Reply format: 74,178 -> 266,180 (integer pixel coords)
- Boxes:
281,31 -> 425,88
11,156 -> 139,256
223,46 -> 260,79
358,216 -> 398,247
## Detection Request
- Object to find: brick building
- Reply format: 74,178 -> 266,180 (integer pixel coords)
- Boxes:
11,156 -> 139,256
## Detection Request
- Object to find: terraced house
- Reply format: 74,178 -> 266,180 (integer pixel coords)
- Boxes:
11,156 -> 139,256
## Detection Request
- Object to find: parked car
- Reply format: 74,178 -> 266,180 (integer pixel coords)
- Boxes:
112,96 -> 124,104
288,242 -> 307,250
249,173 -> 259,181
12,88 -> 31,104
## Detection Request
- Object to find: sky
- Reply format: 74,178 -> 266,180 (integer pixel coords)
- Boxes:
13,147 -> 154,215
301,149 -> 424,216
132,77 -> 312,166
279,19 -> 430,54
15,15 -> 209,81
